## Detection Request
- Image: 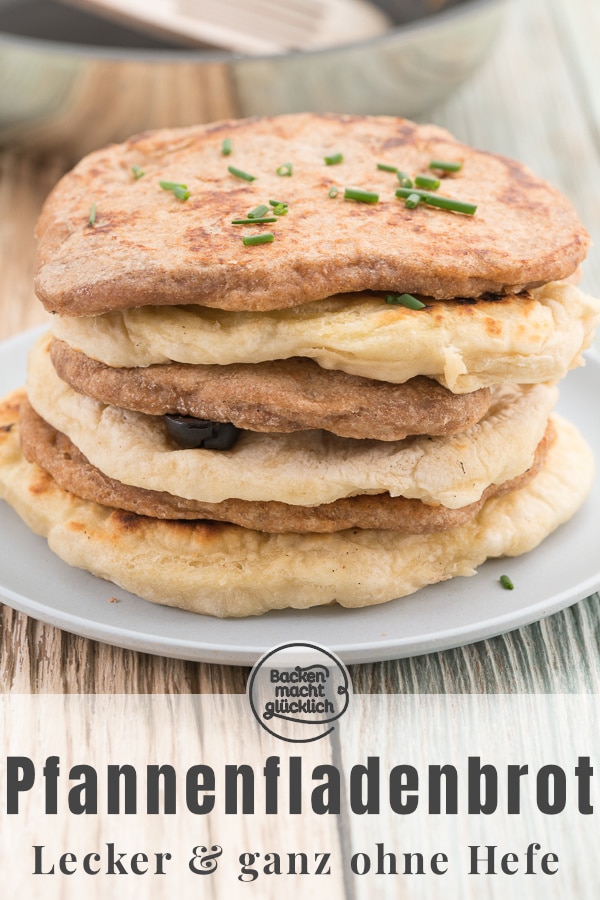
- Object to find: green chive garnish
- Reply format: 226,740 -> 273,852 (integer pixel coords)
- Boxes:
267,200 -> 289,215
88,203 -> 96,226
222,138 -> 232,156
324,152 -> 343,166
377,163 -> 398,173
397,171 -> 413,188
395,187 -> 476,215
385,293 -> 426,309
328,187 -> 339,198
242,232 -> 275,246
248,204 -> 270,219
499,574 -> 514,590
404,193 -> 421,209
228,165 -> 256,182
415,174 -> 441,190
232,217 -> 277,225
131,165 -> 145,179
344,187 -> 379,203
160,181 -> 190,200
276,163 -> 293,176
160,180 -> 186,191
429,159 -> 463,172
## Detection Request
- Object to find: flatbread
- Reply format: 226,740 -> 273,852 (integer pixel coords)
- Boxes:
0,390 -> 592,617
51,281 -> 600,392
34,114 -> 589,317
50,339 -> 493,440
20,400 -> 553,533
28,333 -> 558,508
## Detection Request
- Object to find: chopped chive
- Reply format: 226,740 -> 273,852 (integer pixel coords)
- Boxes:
404,192 -> 421,209
276,162 -> 293,176
160,180 -> 187,191
385,293 -> 426,309
248,204 -> 270,218
173,185 -> 190,201
328,187 -> 339,198
324,152 -> 343,166
88,203 -> 96,226
344,187 -> 379,204
272,203 -> 288,216
228,165 -> 256,182
269,199 -> 287,207
242,232 -> 275,246
421,193 -> 475,215
395,187 -> 476,215
429,159 -> 463,172
222,138 -> 232,156
397,171 -> 413,188
131,165 -> 145,179
232,217 -> 277,225
377,162 -> 398,173
160,180 -> 190,201
499,574 -> 514,590
415,174 -> 441,190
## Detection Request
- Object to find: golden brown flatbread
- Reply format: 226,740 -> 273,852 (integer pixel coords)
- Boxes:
27,333 -> 558,508
34,114 -> 589,317
19,400 -> 553,533
0,389 -> 592,617
50,339 -> 493,440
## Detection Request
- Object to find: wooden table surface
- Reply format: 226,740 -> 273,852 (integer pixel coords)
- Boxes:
0,0 -> 599,696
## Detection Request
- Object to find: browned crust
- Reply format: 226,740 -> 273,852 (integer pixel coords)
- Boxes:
50,339 -> 493,440
19,400 -> 554,534
0,392 -> 21,435
34,115 -> 589,317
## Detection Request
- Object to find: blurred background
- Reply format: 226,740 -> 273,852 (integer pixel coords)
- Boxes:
0,0 -> 599,342
0,0 -> 509,157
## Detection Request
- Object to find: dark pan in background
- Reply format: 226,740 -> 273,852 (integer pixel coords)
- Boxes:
0,0 -> 507,159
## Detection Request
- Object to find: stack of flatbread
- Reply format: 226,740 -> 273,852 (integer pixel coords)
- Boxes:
0,114 -> 598,616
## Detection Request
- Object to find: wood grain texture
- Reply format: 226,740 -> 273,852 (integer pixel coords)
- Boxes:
0,0 -> 599,694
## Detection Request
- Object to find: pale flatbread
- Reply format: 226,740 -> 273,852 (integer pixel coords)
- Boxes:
51,281 -> 600,392
28,333 -> 558,508
20,400 -> 552,533
0,390 -> 593,617
34,114 -> 589,317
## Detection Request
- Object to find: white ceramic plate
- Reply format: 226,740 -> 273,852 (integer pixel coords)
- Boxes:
1,327 -> 599,665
